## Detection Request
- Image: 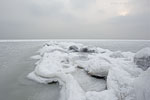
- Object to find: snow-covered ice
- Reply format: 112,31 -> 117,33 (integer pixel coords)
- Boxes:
71,68 -> 106,92
76,56 -> 112,77
86,90 -> 118,100
134,47 -> 150,70
110,51 -> 124,58
133,68 -> 150,100
27,41 -> 150,100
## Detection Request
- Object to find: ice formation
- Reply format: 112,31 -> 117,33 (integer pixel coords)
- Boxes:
110,51 -> 124,58
134,47 -> 150,70
133,68 -> 150,100
27,41 -> 149,100
86,90 -> 118,100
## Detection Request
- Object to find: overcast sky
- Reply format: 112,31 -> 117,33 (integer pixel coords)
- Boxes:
0,0 -> 149,39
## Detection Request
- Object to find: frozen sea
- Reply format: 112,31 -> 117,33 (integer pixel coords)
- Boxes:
0,40 -> 150,100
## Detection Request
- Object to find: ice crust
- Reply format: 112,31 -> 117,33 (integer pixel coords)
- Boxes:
27,41 -> 149,100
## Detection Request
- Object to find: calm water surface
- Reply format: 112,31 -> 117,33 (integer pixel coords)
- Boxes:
0,42 -> 60,100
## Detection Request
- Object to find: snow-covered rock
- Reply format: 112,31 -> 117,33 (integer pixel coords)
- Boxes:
80,47 -> 96,53
84,57 -> 111,77
39,41 -> 83,56
68,45 -> 79,52
74,55 -> 112,77
134,47 -> 150,70
27,41 -> 148,100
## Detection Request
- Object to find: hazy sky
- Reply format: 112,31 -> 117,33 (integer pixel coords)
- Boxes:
0,0 -> 149,39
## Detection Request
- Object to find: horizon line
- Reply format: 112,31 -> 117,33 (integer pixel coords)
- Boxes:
0,39 -> 150,42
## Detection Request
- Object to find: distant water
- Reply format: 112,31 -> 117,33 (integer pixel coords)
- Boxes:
51,40 -> 150,52
0,40 -> 150,100
0,42 -> 60,100
0,40 -> 150,52
76,40 -> 150,52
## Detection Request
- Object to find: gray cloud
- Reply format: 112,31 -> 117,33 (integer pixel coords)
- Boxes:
0,0 -> 149,39
70,0 -> 95,9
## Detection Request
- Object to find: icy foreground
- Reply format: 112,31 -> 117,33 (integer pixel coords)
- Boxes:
28,41 -> 150,100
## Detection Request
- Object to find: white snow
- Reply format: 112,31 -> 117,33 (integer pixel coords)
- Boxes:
134,47 -> 150,58
110,51 -> 124,58
71,68 -> 106,92
27,41 -> 150,100
79,56 -> 112,77
133,68 -> 150,100
86,90 -> 118,100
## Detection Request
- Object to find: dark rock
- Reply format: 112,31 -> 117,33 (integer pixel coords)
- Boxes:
77,66 -> 84,69
134,57 -> 150,71
48,81 -> 57,84
80,47 -> 95,53
80,47 -> 88,52
68,45 -> 79,52
90,74 -> 106,80
43,43 -> 50,46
